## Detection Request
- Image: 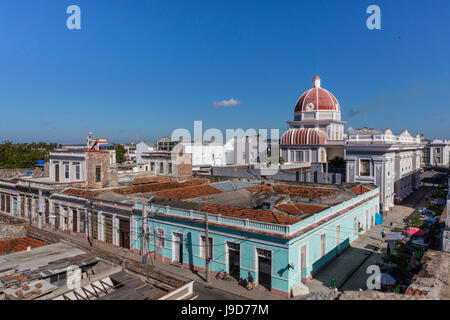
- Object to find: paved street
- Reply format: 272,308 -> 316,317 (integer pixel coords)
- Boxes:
307,167 -> 449,293
306,185 -> 434,293
194,282 -> 245,300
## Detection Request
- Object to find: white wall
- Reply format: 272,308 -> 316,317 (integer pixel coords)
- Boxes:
181,143 -> 226,167
136,142 -> 154,164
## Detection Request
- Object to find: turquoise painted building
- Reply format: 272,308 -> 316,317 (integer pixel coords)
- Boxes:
133,186 -> 380,297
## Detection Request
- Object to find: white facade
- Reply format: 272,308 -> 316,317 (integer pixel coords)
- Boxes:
136,142 -> 155,164
49,151 -> 87,183
421,139 -> 450,167
180,142 -> 227,167
345,128 -> 423,212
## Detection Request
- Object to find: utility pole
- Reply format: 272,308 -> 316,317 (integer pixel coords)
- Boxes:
142,205 -> 148,264
88,200 -> 94,247
205,210 -> 210,283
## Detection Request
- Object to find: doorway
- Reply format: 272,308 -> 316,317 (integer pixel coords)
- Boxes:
227,242 -> 240,280
104,215 -> 113,244
54,205 -> 60,230
119,219 -> 130,249
72,209 -> 77,233
45,201 -> 49,224
257,248 -> 272,290
172,232 -> 183,264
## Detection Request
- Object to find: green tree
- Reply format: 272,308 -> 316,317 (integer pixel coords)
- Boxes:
409,217 -> 424,228
382,242 -> 410,269
0,141 -> 57,168
114,144 -> 126,164
328,156 -> 345,168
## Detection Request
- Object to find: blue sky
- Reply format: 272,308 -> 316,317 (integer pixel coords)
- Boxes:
0,0 -> 449,144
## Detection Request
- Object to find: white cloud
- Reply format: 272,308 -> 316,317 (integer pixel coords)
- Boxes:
212,98 -> 241,108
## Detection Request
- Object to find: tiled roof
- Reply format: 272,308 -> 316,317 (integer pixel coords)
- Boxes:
294,80 -> 340,112
248,184 -> 336,198
63,188 -> 99,197
113,179 -> 208,195
133,177 -> 173,185
247,185 -> 273,193
280,128 -> 329,146
199,204 -> 300,225
272,185 -> 336,198
349,185 -> 371,195
162,191 -> 380,239
276,203 -> 327,216
0,237 -> 47,255
154,185 -> 223,200
406,287 -> 428,296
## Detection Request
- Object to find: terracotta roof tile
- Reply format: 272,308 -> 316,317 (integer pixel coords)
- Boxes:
154,185 -> 223,200
133,177 -> 173,185
63,188 -> 99,197
114,179 -> 208,195
272,185 -> 335,198
0,237 -> 47,255
247,185 -> 273,192
349,185 -> 371,195
248,184 -> 336,198
199,204 -> 300,225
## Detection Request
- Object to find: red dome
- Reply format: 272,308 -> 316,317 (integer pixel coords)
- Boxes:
280,128 -> 328,145
294,77 -> 340,112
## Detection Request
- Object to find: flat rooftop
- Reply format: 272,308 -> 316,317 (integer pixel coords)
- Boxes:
0,242 -> 86,272
55,178 -> 377,228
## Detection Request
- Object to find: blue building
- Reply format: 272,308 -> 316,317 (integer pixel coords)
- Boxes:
0,173 -> 379,298
132,183 -> 380,297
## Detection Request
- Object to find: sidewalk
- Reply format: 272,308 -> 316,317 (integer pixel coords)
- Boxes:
148,258 -> 287,300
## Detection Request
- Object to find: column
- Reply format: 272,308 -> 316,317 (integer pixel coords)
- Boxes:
37,190 -> 43,229
85,207 -> 89,236
130,215 -> 136,249
24,196 -> 28,220
113,214 -> 117,246
17,195 -> 22,218
31,197 -> 36,223
98,211 -> 103,241
48,200 -> 54,226
68,207 -> 73,232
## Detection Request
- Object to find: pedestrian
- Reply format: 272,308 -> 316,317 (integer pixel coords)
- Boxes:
381,229 -> 385,238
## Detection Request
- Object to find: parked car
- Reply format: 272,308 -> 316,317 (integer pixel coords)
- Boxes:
419,208 -> 434,215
